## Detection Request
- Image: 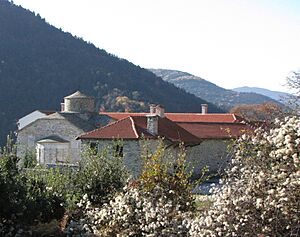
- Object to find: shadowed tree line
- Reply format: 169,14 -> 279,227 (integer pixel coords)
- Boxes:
0,0 -> 222,145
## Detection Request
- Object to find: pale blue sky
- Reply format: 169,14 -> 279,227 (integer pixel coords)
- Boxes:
13,0 -> 300,92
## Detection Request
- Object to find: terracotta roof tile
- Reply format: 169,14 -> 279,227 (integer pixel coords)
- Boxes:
178,122 -> 253,139
78,116 -> 200,144
100,112 -> 244,123
131,116 -> 200,144
79,116 -> 141,140
87,112 -> 254,141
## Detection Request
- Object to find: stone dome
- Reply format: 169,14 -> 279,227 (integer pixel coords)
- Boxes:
63,91 -> 95,113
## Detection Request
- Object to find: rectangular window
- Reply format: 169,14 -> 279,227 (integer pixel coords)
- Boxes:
114,144 -> 124,157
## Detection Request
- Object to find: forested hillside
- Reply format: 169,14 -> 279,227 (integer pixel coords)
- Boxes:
150,69 -> 283,111
0,0 -> 222,145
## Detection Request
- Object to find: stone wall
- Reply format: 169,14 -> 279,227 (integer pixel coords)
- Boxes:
64,97 -> 94,113
82,139 -> 231,178
83,139 -> 161,178
17,118 -> 84,165
186,139 -> 232,176
17,110 -> 48,130
36,142 -> 70,164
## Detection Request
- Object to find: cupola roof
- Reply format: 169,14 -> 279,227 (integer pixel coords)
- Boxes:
64,91 -> 92,99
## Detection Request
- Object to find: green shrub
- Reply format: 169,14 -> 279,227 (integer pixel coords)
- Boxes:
140,141 -> 195,212
74,143 -> 129,205
79,140 -> 196,236
0,138 -> 65,234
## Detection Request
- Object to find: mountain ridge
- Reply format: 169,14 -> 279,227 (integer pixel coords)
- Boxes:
149,69 -> 284,111
232,86 -> 290,102
0,0 -> 222,145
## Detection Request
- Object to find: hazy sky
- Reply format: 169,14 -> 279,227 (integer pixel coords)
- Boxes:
13,0 -> 300,92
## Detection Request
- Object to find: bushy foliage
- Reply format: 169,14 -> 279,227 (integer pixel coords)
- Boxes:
0,139 -> 65,235
25,166 -> 78,210
0,141 -> 27,222
78,141 -> 195,236
0,139 -> 130,235
189,117 -> 300,237
74,144 -> 129,205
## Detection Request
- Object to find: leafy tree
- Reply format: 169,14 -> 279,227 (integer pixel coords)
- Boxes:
75,140 -> 197,236
74,143 -> 129,205
0,137 -> 65,235
230,102 -> 284,122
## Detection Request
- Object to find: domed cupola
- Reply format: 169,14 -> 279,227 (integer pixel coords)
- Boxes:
62,91 -> 95,113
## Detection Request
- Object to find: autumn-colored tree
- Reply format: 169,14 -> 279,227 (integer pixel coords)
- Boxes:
230,102 -> 284,122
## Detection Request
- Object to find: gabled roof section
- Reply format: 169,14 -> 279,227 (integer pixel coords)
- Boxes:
131,116 -> 200,144
100,112 -> 147,121
40,112 -> 96,132
178,122 -> 253,139
100,112 -> 244,123
78,116 -> 144,140
78,116 -> 200,145
165,113 -> 245,123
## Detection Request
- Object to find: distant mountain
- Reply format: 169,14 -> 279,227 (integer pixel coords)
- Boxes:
149,69 -> 283,111
232,87 -> 290,102
0,0 -> 222,146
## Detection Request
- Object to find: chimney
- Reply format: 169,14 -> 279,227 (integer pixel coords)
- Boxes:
201,104 -> 208,114
149,104 -> 156,114
155,105 -> 165,118
146,114 -> 158,135
61,103 -> 65,112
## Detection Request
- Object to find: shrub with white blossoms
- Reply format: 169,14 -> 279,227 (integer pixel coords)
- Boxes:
189,117 -> 300,237
78,141 -> 195,237
80,184 -> 192,236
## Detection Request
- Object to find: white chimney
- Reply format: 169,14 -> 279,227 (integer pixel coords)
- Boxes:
146,114 -> 158,135
149,104 -> 156,114
201,104 -> 208,114
155,105 -> 165,118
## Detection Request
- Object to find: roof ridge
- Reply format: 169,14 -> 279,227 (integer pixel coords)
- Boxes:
129,117 -> 139,138
101,112 -> 147,114
232,113 -> 237,122
77,115 -> 131,138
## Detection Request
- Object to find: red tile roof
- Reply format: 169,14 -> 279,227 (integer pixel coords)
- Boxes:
100,112 -> 245,123
78,116 -> 199,145
80,112 -> 254,142
79,117 -> 142,140
177,122 -> 253,139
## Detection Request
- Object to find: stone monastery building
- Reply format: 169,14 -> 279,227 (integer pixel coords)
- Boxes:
17,91 -> 107,165
17,91 -> 253,176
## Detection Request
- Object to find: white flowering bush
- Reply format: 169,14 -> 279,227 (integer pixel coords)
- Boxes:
80,185 -> 192,236
77,141 -> 195,236
189,117 -> 300,237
